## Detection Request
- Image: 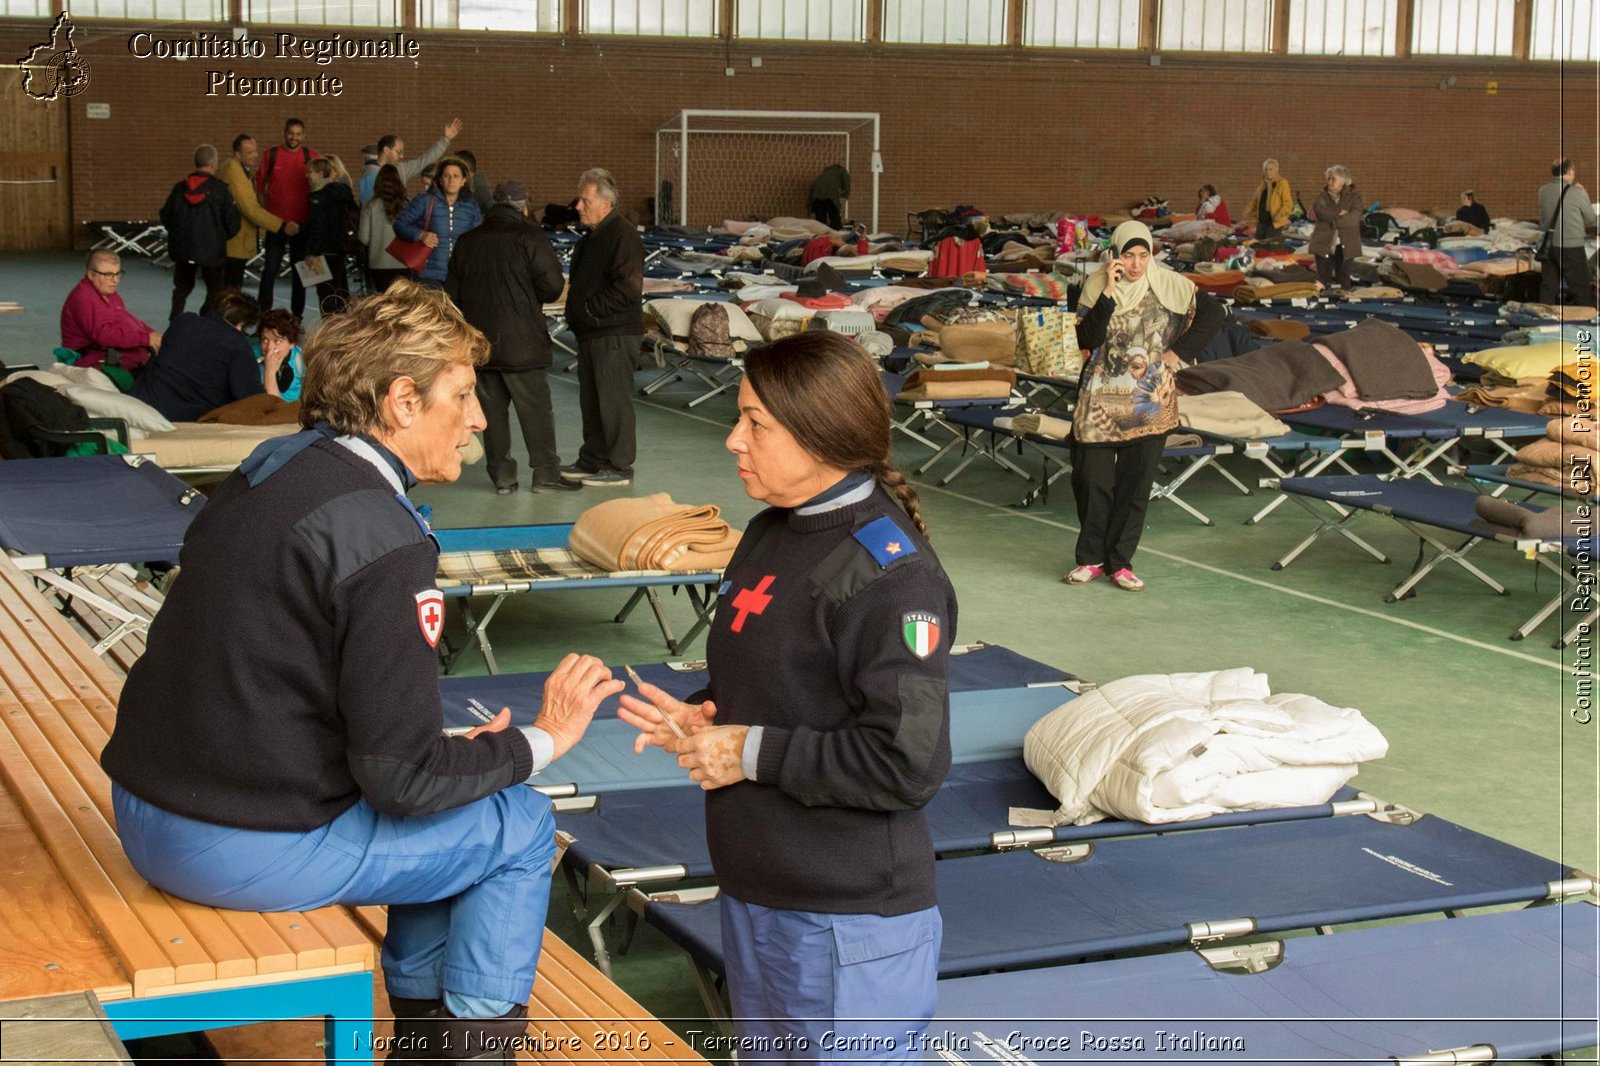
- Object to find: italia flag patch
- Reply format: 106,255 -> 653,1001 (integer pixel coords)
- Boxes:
414,589 -> 445,648
902,612 -> 941,659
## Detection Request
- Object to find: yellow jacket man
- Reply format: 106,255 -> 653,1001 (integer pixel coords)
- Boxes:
218,133 -> 291,289
1248,158 -> 1293,239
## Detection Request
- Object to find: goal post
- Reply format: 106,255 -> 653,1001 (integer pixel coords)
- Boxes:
654,110 -> 882,233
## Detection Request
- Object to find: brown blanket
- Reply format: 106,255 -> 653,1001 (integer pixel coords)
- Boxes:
1176,342 -> 1347,413
897,367 -> 1016,402
568,494 -> 741,572
199,394 -> 302,425
1472,494 -> 1568,540
1319,319 -> 1438,402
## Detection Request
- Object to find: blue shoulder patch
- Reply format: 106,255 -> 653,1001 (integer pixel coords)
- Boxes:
853,515 -> 918,569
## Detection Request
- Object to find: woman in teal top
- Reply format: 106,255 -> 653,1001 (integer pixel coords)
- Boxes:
256,307 -> 305,402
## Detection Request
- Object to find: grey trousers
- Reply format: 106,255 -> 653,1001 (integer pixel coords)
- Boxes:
575,334 -> 639,477
1541,246 -> 1594,305
476,366 -> 560,490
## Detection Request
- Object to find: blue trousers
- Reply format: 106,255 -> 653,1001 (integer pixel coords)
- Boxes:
112,783 -> 556,1011
721,895 -> 941,1064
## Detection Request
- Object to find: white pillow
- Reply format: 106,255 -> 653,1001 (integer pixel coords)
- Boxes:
53,363 -> 120,392
3,369 -> 75,391
61,384 -> 175,433
745,298 -> 813,321
645,299 -> 764,343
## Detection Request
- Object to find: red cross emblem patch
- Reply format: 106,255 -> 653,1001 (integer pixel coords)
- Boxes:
414,589 -> 445,648
729,575 -> 776,634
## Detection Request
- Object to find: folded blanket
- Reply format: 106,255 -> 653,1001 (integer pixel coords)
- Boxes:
1231,281 -> 1321,303
896,367 -> 1016,402
1549,415 -> 1600,454
1246,319 -> 1311,342
1380,261 -> 1450,291
1177,391 -> 1290,439
1472,494 -> 1567,540
1506,301 -> 1600,322
1507,463 -> 1566,488
1513,437 -> 1600,476
1319,319 -> 1439,401
568,493 -> 741,573
1009,412 -> 1072,440
1345,285 -> 1405,299
1454,383 -> 1549,413
198,394 -> 302,425
932,320 -> 1017,365
1176,342 -> 1347,413
1164,432 -> 1204,449
1183,269 -> 1248,295
986,273 -> 1068,300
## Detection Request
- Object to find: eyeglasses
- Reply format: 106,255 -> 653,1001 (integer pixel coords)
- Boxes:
90,269 -> 124,278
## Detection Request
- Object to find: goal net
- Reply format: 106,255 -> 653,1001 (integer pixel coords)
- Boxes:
654,110 -> 881,232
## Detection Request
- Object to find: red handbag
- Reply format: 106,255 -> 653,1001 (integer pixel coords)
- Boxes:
386,194 -> 434,273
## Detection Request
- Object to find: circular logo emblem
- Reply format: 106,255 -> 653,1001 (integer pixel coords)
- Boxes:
49,51 -> 91,97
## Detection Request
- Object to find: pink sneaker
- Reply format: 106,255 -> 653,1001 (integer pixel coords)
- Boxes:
1111,568 -> 1145,591
1063,564 -> 1104,585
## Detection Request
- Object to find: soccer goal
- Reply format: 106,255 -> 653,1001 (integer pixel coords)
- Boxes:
654,109 -> 882,233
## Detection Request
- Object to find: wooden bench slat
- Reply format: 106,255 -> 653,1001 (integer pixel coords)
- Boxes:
0,723 -> 176,995
0,577 -> 122,729
215,909 -> 299,976
261,912 -> 338,971
299,905 -> 376,969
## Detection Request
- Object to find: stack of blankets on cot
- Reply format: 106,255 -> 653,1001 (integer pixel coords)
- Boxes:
1175,319 -> 1448,415
1013,668 -> 1388,827
1461,337 -> 1598,414
894,364 -> 1017,402
568,494 -> 742,573
1506,415 -> 1600,493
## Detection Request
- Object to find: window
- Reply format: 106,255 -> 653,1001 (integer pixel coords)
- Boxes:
1289,0 -> 1397,55
419,0 -> 561,31
1025,0 -> 1141,47
2,0 -> 50,16
584,0 -> 718,34
737,0 -> 862,40
1158,0 -> 1273,51
246,0 -> 398,24
75,0 -> 225,16
884,0 -> 1006,43
1411,0 -> 1515,54
1531,0 -> 1599,61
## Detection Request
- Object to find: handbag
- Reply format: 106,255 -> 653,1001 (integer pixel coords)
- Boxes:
386,195 -> 434,273
1014,307 -> 1082,381
1536,183 -> 1572,263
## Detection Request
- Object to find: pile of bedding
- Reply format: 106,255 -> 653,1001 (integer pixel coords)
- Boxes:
568,493 -> 742,572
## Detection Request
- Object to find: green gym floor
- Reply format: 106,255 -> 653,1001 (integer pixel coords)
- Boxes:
3,253 -> 1594,1052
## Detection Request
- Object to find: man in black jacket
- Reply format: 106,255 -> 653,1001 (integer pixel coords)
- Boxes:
160,144 -> 241,323
562,168 -> 643,488
130,289 -> 262,422
446,181 -> 578,495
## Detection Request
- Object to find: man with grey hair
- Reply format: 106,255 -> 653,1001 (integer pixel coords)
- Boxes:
60,250 -> 161,373
160,143 -> 240,322
1538,158 -> 1597,305
446,180 -> 575,495
562,168 -> 644,487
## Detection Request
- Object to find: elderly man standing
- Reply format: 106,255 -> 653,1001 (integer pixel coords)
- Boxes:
562,168 -> 643,488
1539,158 -> 1598,306
446,180 -> 577,496
218,134 -> 290,291
60,251 -> 162,373
360,118 -> 463,204
160,144 -> 240,322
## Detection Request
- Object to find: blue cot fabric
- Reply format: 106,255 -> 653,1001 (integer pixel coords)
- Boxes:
0,455 -> 200,565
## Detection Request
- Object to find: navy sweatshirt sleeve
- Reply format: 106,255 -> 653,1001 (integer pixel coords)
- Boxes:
756,563 -> 955,812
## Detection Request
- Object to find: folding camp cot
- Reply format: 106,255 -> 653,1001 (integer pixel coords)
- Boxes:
1456,462 -> 1597,502
432,523 -> 720,673
1188,428 -> 1371,523
0,454 -> 199,656
1410,399 -> 1550,462
930,903 -> 1598,1066
881,370 -> 1023,454
633,804 -> 1594,1023
84,219 -> 167,259
1272,474 -> 1592,645
1281,405 -> 1464,482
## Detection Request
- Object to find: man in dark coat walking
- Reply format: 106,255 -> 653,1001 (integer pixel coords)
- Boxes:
446,180 -> 577,495
160,144 -> 241,322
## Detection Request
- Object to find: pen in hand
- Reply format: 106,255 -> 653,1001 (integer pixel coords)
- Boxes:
624,664 -> 688,740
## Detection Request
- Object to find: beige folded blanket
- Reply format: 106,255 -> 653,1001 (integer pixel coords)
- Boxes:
1454,384 -> 1548,413
1549,415 -> 1600,453
1513,437 -> 1600,474
1177,391 -> 1290,439
568,493 -> 741,573
1010,412 -> 1072,440
896,367 -> 1016,403
1507,463 -> 1566,489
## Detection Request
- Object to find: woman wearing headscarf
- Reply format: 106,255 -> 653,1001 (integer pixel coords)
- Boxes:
1308,165 -> 1362,291
1064,221 -> 1223,592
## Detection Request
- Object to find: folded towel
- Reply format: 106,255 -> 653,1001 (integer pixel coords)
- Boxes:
1177,391 -> 1290,439
569,493 -> 741,572
1011,412 -> 1073,440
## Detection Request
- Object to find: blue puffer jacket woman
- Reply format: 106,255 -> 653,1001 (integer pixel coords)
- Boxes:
393,158 -> 482,285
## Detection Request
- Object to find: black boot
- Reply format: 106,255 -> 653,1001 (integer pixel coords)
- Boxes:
387,996 -> 444,1064
436,1005 -> 529,1063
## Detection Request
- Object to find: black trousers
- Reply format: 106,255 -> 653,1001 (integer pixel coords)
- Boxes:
1069,434 -> 1166,573
313,254 -> 350,316
1540,246 -> 1595,305
171,261 -> 225,322
1314,247 -> 1350,289
810,198 -> 842,229
477,366 -> 560,490
575,334 -> 639,476
258,228 -> 308,315
224,257 -> 248,290
367,267 -> 408,293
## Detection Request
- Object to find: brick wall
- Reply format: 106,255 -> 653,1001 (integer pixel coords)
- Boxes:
2,20 -> 1595,246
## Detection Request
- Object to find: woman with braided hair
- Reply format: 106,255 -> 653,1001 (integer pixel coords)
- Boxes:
619,331 -> 955,1063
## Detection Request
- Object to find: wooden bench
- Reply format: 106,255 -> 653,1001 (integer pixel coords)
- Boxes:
0,554 -> 376,1062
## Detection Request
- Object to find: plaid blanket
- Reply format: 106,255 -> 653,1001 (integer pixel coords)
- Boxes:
436,547 -> 721,587
1383,245 -> 1458,271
